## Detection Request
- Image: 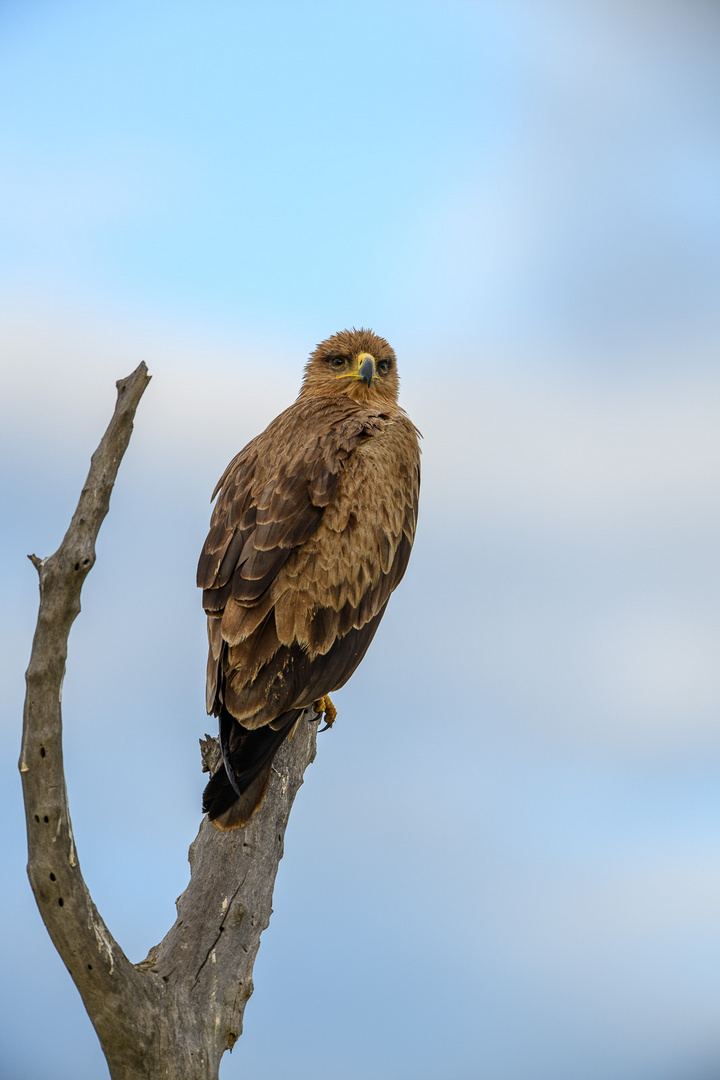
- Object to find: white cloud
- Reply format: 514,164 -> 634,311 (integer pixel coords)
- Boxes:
415,373 -> 720,537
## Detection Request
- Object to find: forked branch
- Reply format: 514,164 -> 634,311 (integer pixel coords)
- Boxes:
20,364 -> 318,1080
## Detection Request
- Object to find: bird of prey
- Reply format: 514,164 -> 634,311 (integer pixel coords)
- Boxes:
197,328 -> 421,829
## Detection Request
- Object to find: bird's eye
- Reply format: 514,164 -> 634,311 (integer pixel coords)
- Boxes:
327,356 -> 345,369
377,359 -> 391,375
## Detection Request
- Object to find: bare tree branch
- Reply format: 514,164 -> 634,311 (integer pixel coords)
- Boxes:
20,364 -> 319,1079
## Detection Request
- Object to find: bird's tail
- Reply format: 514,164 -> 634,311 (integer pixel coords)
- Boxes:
202,707 -> 303,830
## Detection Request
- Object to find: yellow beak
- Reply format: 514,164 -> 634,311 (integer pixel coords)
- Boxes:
335,352 -> 376,385
355,353 -> 376,386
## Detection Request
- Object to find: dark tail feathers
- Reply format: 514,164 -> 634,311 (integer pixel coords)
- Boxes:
202,707 -> 302,830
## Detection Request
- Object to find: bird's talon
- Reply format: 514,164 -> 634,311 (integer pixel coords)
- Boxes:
313,694 -> 338,731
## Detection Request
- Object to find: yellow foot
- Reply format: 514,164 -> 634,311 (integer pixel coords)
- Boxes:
313,694 -> 338,731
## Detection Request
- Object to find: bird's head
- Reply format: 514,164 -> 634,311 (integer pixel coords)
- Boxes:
300,328 -> 399,405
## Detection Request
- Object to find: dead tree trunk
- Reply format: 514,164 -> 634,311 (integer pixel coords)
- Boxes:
19,363 -> 319,1079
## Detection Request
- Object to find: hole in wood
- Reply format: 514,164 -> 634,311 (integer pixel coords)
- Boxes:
34,815 -> 40,823
40,746 -> 46,758
43,815 -> 49,823
49,873 -> 56,881
58,898 -> 64,907
87,964 -> 93,971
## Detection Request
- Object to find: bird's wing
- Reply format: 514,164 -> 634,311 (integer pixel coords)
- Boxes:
273,411 -> 421,658
212,409 -> 420,728
197,399 -> 374,607
198,399 -> 403,718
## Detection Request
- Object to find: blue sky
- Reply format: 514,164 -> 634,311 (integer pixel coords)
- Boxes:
2,2 -> 720,1078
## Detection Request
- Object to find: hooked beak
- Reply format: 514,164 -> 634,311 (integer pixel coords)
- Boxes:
357,353 -> 376,386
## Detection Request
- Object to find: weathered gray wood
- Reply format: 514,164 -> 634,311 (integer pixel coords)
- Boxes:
20,364 -> 318,1079
137,720 -> 318,1075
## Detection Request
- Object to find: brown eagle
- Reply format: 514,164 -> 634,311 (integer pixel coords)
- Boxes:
197,329 -> 421,829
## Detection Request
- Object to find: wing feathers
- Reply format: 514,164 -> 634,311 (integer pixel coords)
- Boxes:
199,399 -> 420,731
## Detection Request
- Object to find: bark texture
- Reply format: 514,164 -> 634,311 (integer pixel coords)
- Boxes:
20,363 -> 318,1079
